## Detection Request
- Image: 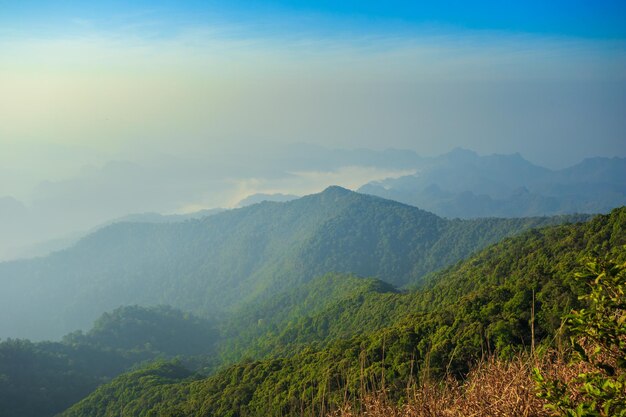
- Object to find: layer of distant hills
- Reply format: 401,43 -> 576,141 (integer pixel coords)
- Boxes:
2,147 -> 624,263
240,147 -> 626,219
0,187 -> 590,341
359,148 -> 626,218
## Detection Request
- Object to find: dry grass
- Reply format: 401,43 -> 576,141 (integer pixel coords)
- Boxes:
327,352 -> 587,417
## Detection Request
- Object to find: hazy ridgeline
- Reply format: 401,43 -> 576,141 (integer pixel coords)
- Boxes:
360,148 -> 626,218
0,187 -> 590,341
2,147 -> 624,263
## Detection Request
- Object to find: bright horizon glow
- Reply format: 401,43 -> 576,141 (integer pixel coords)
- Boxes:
1,27 -> 624,162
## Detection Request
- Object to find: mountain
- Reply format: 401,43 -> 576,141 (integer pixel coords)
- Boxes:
0,187 -> 589,340
0,274 -> 400,417
0,305 -> 217,417
64,305 -> 218,356
0,208 -> 224,263
237,193 -> 299,207
59,207 -> 626,417
108,208 -> 224,224
0,233 -> 81,262
217,273 -> 401,364
359,149 -> 626,218
0,196 -> 31,260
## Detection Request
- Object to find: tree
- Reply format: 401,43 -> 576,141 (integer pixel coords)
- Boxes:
534,253 -> 626,417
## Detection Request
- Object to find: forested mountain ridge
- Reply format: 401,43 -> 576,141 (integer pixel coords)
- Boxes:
59,207 -> 626,417
217,273 -> 402,365
0,186 -> 588,340
0,306 -> 218,417
219,205 -> 626,367
63,305 -> 218,356
0,276 -> 399,417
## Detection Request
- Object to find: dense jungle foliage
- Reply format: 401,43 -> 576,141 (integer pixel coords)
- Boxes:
0,306 -> 217,417
59,207 -> 625,417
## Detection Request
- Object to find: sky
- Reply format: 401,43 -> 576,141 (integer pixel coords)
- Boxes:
0,1 -> 625,258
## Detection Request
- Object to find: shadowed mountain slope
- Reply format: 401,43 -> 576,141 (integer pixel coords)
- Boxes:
0,186 -> 588,340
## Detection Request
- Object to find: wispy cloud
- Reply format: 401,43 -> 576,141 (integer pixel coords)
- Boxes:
221,166 -> 417,209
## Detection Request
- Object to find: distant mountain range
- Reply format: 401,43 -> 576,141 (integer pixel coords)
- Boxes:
0,208 -> 224,262
2,146 -> 624,263
0,186 -> 588,340
359,148 -> 626,218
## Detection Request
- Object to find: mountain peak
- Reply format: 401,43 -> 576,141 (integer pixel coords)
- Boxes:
320,185 -> 353,196
444,147 -> 479,161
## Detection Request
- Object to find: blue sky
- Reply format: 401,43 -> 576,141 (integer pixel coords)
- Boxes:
2,0 -> 625,39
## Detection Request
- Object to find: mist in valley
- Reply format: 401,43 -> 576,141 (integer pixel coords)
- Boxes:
1,2 -> 625,417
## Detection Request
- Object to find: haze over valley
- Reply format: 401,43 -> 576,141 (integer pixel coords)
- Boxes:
1,146 -> 624,262
1,1 -> 625,416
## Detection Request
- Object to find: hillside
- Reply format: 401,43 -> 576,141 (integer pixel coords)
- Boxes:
59,207 -> 626,417
0,276 -> 400,417
0,187 -> 587,340
218,273 -> 402,365
0,305 -> 217,417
